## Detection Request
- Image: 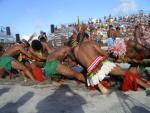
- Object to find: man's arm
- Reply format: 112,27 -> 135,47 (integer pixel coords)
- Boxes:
19,47 -> 32,59
28,48 -> 47,61
41,42 -> 55,54
67,51 -> 76,61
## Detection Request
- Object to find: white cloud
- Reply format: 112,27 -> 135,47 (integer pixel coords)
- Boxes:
114,0 -> 137,16
21,34 -> 38,41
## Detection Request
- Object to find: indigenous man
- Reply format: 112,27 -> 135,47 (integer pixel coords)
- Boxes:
70,32 -> 150,95
43,46 -> 85,83
28,39 -> 54,82
0,42 -> 36,82
29,40 -> 47,62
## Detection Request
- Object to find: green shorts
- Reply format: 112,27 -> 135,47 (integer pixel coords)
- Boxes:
0,56 -> 14,71
44,60 -> 60,78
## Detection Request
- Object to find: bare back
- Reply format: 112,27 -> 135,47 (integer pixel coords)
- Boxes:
3,44 -> 23,56
74,41 -> 106,68
3,44 -> 32,59
47,46 -> 71,61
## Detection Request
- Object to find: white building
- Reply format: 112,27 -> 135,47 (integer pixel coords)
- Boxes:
0,26 -> 15,43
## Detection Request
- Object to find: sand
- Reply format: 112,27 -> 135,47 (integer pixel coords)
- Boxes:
0,78 -> 150,113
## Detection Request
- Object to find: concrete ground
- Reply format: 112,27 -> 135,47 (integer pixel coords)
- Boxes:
0,79 -> 150,113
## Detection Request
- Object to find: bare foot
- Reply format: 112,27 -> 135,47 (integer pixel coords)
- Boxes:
98,83 -> 110,95
52,80 -> 62,87
145,84 -> 150,90
58,79 -> 65,84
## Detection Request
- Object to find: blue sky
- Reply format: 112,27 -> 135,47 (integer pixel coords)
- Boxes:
0,0 -> 150,36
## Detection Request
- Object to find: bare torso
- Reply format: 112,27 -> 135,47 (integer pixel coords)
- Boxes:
3,44 -> 24,56
73,41 -> 103,68
3,44 -> 32,60
41,42 -> 55,54
47,46 -> 71,62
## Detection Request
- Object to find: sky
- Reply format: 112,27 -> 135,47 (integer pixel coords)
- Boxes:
0,0 -> 150,37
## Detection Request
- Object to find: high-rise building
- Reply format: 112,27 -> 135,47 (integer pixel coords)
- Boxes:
6,26 -> 11,35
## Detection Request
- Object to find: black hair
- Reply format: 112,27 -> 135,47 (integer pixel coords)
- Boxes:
135,25 -> 140,30
67,32 -> 89,48
77,32 -> 89,43
31,40 -> 43,51
116,26 -> 120,30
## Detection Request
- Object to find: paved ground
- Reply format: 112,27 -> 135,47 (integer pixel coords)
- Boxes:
0,79 -> 150,113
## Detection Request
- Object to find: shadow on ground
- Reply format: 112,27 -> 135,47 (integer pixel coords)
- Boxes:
0,91 -> 34,113
131,106 -> 150,113
0,88 -> 10,96
36,84 -> 86,113
116,91 -> 150,113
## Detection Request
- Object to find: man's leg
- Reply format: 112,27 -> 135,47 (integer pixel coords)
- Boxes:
97,83 -> 110,94
56,63 -> 85,82
111,66 -> 150,89
11,60 -> 36,82
130,67 -> 150,89
110,65 -> 126,76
